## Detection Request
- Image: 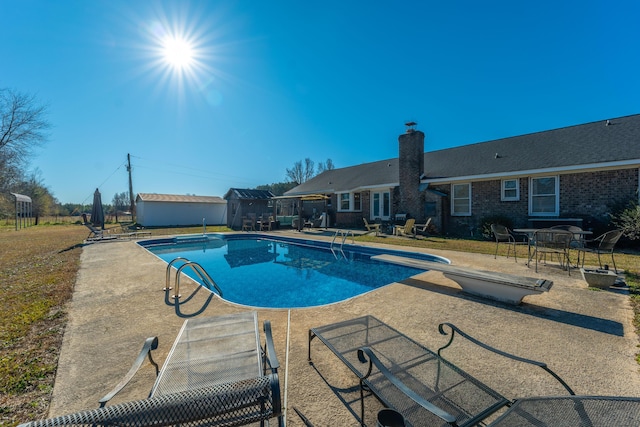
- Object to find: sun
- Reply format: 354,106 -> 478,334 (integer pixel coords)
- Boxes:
161,36 -> 194,70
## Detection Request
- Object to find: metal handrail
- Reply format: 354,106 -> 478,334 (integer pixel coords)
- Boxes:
173,261 -> 223,300
341,230 -> 355,246
166,257 -> 223,300
165,257 -> 190,291
330,230 -> 355,260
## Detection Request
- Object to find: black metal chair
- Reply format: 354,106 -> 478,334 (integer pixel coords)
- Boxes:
528,229 -> 573,275
576,229 -> 624,273
490,224 -> 521,261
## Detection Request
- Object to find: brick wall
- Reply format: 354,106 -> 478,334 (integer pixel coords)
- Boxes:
398,130 -> 425,220
432,168 -> 639,236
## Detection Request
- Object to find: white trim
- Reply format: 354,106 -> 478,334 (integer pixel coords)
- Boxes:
357,182 -> 398,190
451,183 -> 472,216
529,175 -> 559,216
501,178 -> 520,201
423,160 -> 640,185
370,190 -> 391,220
336,191 -> 362,212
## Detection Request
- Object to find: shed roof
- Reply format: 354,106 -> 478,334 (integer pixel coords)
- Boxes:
136,193 -> 226,204
11,193 -> 32,203
224,188 -> 275,200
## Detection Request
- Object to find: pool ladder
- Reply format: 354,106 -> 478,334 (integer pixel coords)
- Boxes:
164,257 -> 223,300
330,230 -> 355,259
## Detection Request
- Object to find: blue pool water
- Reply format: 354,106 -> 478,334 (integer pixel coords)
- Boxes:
139,234 -> 448,308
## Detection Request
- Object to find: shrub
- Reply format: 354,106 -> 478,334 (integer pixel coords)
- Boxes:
479,215 -> 514,240
612,202 -> 640,241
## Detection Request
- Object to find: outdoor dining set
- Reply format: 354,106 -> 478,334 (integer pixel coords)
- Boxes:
491,224 -> 624,277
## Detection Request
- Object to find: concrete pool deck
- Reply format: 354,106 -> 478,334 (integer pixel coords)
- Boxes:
48,231 -> 640,426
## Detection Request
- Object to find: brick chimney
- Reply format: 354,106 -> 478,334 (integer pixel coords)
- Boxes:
398,125 -> 424,219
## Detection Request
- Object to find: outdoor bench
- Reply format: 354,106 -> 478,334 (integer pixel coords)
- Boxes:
308,316 -> 576,427
371,254 -> 552,305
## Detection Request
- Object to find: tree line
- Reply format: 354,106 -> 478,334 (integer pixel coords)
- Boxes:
0,86 -> 334,223
256,157 -> 334,195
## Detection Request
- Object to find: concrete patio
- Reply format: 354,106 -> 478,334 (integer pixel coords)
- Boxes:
47,231 -> 640,426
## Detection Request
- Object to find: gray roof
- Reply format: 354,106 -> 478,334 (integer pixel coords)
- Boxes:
425,114 -> 640,180
286,114 -> 640,195
286,158 -> 400,195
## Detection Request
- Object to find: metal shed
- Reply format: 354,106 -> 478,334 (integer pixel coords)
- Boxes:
136,193 -> 227,227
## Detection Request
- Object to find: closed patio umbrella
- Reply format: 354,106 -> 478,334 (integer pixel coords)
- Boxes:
91,188 -> 105,230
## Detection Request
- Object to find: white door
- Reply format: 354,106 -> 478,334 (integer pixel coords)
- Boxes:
371,191 -> 391,220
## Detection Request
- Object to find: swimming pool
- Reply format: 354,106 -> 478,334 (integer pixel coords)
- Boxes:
139,234 -> 449,308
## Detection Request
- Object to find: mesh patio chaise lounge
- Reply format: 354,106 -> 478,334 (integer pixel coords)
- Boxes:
308,315 -> 577,427
19,311 -> 282,427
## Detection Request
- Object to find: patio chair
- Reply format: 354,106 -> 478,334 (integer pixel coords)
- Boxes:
81,213 -> 104,239
528,229 -> 573,275
550,225 -> 585,248
242,216 -> 254,231
415,217 -> 433,236
259,214 -> 273,231
81,213 -> 120,241
576,229 -> 624,273
363,218 -> 381,236
490,224 -> 522,261
393,218 -> 415,238
19,312 -> 282,427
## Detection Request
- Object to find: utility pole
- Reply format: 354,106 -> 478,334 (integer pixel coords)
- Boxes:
127,153 -> 136,221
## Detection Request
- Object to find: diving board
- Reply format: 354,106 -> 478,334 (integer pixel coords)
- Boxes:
372,254 -> 553,305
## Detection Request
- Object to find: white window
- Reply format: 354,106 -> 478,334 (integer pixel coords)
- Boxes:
338,192 -> 362,212
371,191 -> 391,220
353,192 -> 361,211
529,176 -> 558,216
451,183 -> 471,216
339,193 -> 350,211
501,179 -> 519,201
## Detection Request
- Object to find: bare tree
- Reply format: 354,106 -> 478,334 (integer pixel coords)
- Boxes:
317,158 -> 335,174
0,89 -> 50,192
111,192 -> 130,223
286,158 -> 316,184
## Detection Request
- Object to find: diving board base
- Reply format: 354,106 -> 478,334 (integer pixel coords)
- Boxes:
372,254 -> 553,305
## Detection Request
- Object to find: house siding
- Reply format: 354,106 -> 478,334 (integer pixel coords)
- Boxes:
432,168 -> 639,236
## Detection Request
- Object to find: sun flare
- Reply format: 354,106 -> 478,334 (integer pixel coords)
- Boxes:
162,36 -> 194,69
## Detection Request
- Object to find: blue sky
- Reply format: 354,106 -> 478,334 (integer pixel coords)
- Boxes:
2,1 -> 639,205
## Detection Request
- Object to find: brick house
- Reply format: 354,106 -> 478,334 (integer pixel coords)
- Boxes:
284,114 -> 640,236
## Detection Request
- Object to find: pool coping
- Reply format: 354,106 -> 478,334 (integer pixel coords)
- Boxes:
46,231 -> 640,426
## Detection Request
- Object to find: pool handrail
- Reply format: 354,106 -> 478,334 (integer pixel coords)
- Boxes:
166,257 -> 223,300
164,257 -> 190,291
330,229 -> 355,259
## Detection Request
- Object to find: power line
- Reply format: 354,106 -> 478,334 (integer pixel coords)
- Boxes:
80,161 -> 127,205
